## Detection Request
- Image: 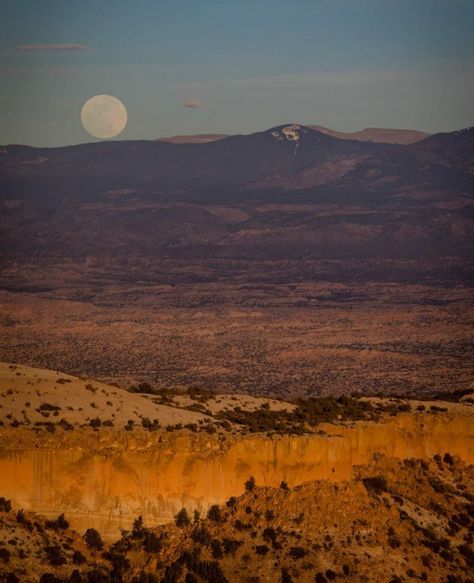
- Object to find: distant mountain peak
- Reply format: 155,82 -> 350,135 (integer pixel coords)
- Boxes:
269,124 -> 311,154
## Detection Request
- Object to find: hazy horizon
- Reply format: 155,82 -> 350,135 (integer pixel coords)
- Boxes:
1,0 -> 473,147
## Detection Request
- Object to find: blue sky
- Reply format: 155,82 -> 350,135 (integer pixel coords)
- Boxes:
1,0 -> 473,146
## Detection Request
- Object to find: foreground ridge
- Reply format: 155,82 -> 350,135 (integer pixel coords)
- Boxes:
1,456 -> 473,582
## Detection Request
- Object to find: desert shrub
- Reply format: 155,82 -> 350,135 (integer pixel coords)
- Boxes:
429,477 -> 448,494
105,550 -> 130,578
233,519 -> 251,531
15,509 -> 33,531
73,550 -> 86,564
89,417 -> 102,429
131,515 -> 146,539
430,405 -> 447,413
261,509 -> 273,521
263,527 -> 277,543
185,574 -> 198,583
70,570 -> 84,583
141,530 -> 161,553
0,547 -> 11,562
39,403 -> 61,412
226,496 -> 238,508
141,417 -> 152,429
207,505 -> 223,523
132,382 -> 156,395
191,525 -> 212,546
211,539 -> 223,559
58,418 -> 74,431
315,574 -> 327,583
255,545 -> 269,555
34,421 -> 56,433
388,535 -> 401,549
245,476 -> 256,491
280,481 -> 289,490
45,544 -> 67,566
362,476 -> 388,495
0,497 -> 12,512
452,513 -> 470,527
161,561 -> 182,583
84,528 -> 103,550
175,508 -> 191,528
281,569 -> 293,583
46,512 -> 69,530
443,452 -> 454,465
342,565 -> 350,576
458,543 -> 474,566
289,547 -> 307,559
325,571 -> 336,581
193,559 -> 228,583
222,537 -> 243,554
180,547 -> 201,571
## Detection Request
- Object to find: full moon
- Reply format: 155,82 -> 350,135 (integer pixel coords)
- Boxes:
80,94 -> 128,139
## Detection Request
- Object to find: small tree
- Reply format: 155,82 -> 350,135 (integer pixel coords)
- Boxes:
175,508 -> 191,528
0,497 -> 12,512
226,496 -> 238,508
132,515 -> 145,538
245,476 -> 256,492
207,505 -> 223,523
84,527 -> 103,550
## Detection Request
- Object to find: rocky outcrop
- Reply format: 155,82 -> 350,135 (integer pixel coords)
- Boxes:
0,410 -> 472,538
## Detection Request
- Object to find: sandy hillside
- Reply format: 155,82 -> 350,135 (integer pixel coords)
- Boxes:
0,362 -> 212,429
0,362 -> 298,431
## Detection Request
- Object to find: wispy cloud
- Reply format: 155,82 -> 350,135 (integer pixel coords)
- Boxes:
184,98 -> 203,109
15,44 -> 90,52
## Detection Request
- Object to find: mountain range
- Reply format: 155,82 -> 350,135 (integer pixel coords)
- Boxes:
1,124 -> 472,206
157,125 -> 430,145
1,124 -> 472,259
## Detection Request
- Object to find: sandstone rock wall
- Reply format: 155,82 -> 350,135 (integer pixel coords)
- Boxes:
0,412 -> 472,538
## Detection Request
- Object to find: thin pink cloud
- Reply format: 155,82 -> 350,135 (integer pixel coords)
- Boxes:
184,98 -> 203,109
15,44 -> 90,52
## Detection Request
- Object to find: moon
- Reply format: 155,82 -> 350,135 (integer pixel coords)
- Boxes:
80,94 -> 128,139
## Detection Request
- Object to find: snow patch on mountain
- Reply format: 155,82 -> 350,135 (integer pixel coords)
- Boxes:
271,124 -> 309,155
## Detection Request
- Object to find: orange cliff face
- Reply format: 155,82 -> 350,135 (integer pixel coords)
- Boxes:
0,410 -> 472,539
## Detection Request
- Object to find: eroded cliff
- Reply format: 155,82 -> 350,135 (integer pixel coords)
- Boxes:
0,409 -> 472,538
